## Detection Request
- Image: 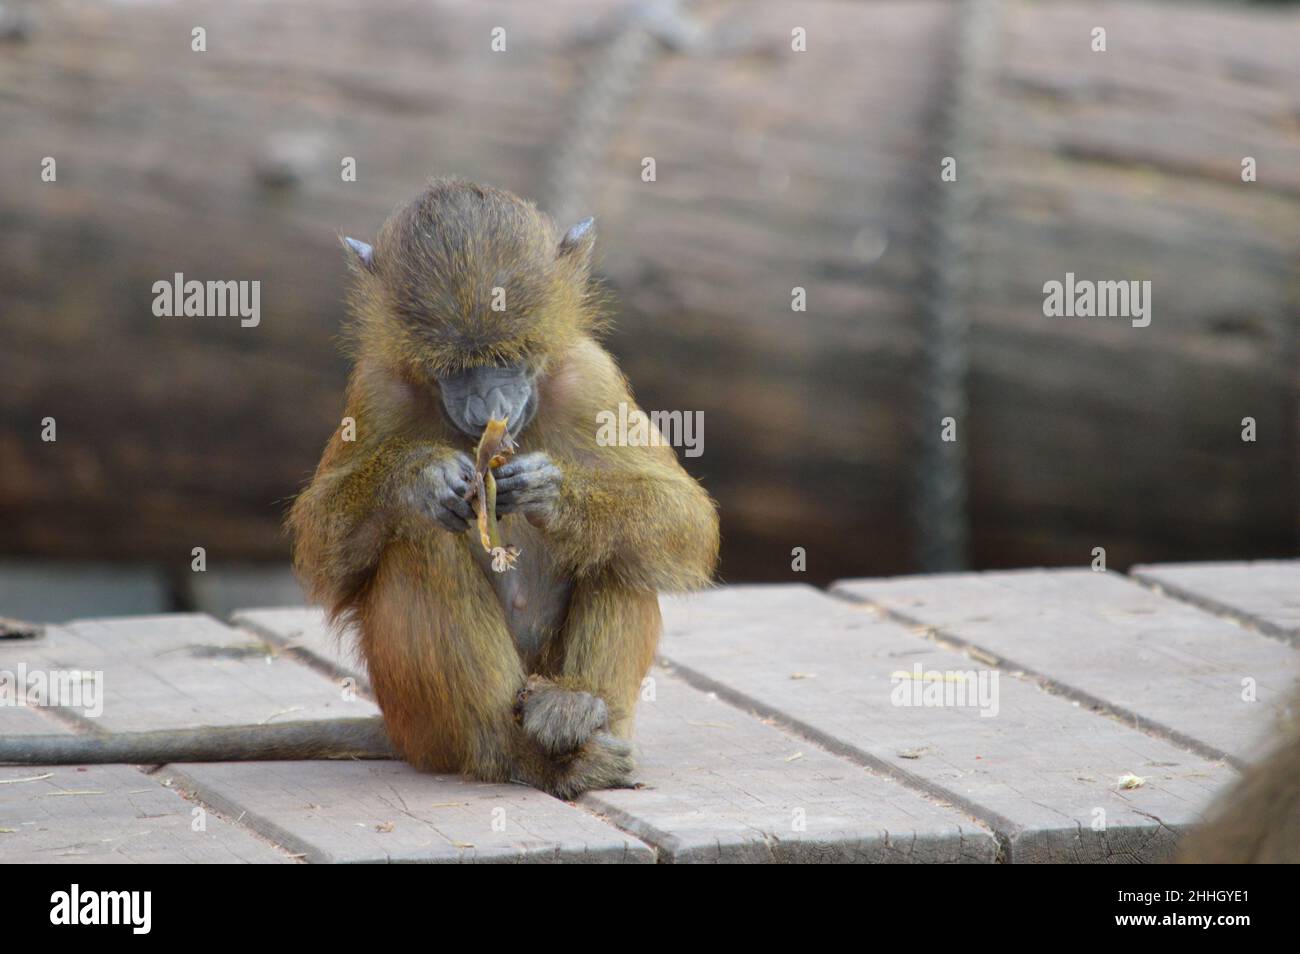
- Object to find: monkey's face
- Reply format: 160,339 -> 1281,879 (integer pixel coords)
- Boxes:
342,179 -> 599,433
437,361 -> 539,438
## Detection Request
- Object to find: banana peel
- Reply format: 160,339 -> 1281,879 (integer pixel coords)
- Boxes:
472,418 -> 520,572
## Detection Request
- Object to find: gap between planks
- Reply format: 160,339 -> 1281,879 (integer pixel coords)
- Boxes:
232,617 -> 999,863
1126,570 -> 1298,647
824,580 -> 1245,769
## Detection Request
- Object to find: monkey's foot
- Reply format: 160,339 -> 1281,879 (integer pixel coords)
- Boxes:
516,675 -> 609,756
547,732 -> 635,800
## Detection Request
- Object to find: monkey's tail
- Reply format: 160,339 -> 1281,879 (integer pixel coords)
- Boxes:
0,717 -> 396,765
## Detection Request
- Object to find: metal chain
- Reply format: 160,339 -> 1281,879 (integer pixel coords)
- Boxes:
912,0 -> 1002,572
546,0 -> 999,573
539,0 -> 696,228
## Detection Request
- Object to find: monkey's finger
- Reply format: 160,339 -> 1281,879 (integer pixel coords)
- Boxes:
494,484 -> 523,510
494,464 -> 559,492
450,452 -> 477,482
490,474 -> 529,495
444,475 -> 471,499
496,474 -> 555,506
440,462 -> 474,496
434,504 -> 470,533
440,493 -> 474,521
492,454 -> 546,480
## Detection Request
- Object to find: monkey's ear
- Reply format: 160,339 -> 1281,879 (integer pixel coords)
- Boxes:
558,217 -> 596,267
342,236 -> 376,272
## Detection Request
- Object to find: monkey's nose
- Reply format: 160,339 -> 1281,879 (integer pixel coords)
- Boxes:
466,387 -> 518,429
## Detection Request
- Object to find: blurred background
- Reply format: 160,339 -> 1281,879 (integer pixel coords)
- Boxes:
0,0 -> 1297,621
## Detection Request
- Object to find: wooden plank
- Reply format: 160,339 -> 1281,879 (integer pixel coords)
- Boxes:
1130,560 -> 1300,644
584,668 -> 996,863
0,613 -> 377,731
833,570 -> 1300,763
0,705 -> 289,863
1,621 -> 646,863
239,605 -> 996,862
657,585 -> 1236,863
168,761 -> 653,864
234,607 -> 364,686
0,763 -> 293,864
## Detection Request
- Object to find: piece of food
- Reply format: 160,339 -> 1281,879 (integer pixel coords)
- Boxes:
472,417 -> 520,572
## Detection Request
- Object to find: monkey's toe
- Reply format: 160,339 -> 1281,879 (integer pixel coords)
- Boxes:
520,680 -> 609,756
548,732 -> 636,799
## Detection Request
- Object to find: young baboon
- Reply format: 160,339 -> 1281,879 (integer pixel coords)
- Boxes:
288,178 -> 720,797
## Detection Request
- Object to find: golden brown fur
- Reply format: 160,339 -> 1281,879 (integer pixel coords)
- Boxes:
1178,698 -> 1300,863
288,178 -> 719,797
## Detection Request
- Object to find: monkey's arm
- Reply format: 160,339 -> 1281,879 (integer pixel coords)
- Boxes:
542,452 -> 719,592
496,340 -> 719,591
289,396 -> 472,614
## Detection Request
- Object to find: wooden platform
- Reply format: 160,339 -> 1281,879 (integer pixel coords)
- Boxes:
2,561 -> 1296,863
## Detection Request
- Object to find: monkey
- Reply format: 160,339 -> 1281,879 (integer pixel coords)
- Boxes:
1177,693 -> 1300,863
0,179 -> 720,800
286,176 -> 719,797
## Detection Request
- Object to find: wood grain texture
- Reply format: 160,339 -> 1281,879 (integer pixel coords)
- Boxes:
1130,560 -> 1300,644
0,614 -> 376,732
1,0 -> 1295,582
168,760 -> 653,863
0,704 -> 289,863
833,569 -> 1300,763
6,567 -> 1285,863
658,585 -> 1237,863
237,604 -> 997,862
0,615 -> 648,863
963,0 -> 1300,570
234,607 -> 366,688
583,668 -> 997,863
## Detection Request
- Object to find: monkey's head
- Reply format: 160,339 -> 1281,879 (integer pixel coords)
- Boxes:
342,177 -> 600,438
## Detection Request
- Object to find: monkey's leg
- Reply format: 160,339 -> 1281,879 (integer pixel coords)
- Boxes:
359,537 -> 630,797
360,536 -> 525,781
532,577 -> 660,756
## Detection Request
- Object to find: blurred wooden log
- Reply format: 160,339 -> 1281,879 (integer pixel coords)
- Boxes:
0,0 -> 1296,584
964,1 -> 1300,570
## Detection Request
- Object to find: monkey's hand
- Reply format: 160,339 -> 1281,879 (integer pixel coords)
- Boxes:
412,451 -> 477,533
516,676 -> 609,756
492,453 -> 562,523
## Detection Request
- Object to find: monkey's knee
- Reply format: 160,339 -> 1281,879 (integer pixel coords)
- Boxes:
516,675 -> 610,756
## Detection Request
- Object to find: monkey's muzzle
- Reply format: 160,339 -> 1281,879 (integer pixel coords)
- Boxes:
438,362 -> 537,436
